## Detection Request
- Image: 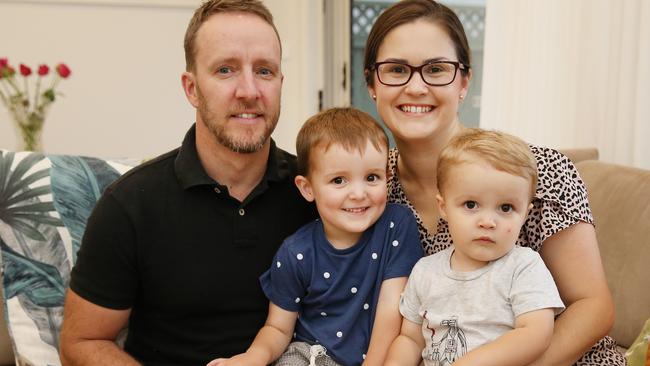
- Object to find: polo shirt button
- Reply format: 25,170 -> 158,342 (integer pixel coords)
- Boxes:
213,187 -> 221,194
238,208 -> 245,216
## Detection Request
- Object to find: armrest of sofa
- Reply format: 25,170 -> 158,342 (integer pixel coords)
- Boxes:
558,147 -> 599,164
575,160 -> 650,348
0,286 -> 14,365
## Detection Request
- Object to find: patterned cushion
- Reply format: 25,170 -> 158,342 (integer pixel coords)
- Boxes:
0,150 -> 136,365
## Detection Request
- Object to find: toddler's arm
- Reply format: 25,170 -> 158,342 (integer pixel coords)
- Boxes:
362,277 -> 408,365
453,308 -> 555,366
384,317 -> 426,366
206,302 -> 297,366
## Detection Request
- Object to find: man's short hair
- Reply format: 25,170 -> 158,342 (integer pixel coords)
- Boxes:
296,107 -> 389,176
184,0 -> 282,71
437,128 -> 538,199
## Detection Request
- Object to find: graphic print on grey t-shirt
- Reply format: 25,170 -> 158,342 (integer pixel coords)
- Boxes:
422,312 -> 468,365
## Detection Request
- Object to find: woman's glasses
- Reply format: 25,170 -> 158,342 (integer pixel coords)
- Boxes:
371,61 -> 469,87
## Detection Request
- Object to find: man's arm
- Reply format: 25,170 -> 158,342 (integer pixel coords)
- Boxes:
363,277 -> 408,366
531,222 -> 614,365
207,302 -> 297,366
59,289 -> 139,366
384,317 -> 425,366
453,308 -> 555,366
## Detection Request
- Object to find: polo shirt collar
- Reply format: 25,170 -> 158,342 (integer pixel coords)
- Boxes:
174,124 -> 290,189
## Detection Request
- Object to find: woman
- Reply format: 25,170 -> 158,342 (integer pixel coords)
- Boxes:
363,1 -> 623,365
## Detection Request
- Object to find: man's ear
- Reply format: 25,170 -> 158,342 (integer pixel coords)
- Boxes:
295,175 -> 315,202
436,193 -> 448,221
181,71 -> 199,108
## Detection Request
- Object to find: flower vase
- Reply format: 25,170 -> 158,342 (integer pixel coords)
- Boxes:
12,112 -> 45,152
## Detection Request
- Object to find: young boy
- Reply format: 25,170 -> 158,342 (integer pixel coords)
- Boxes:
385,129 -> 565,366
208,107 -> 423,366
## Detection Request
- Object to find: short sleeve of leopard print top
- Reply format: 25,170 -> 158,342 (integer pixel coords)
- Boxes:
387,145 -> 594,256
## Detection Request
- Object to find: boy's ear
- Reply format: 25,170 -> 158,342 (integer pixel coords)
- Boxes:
436,193 -> 448,220
295,175 -> 315,202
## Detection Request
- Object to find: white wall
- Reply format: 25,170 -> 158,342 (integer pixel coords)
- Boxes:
0,0 -> 322,158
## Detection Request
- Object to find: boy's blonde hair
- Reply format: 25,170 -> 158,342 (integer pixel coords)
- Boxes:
296,107 -> 389,176
437,128 -> 538,199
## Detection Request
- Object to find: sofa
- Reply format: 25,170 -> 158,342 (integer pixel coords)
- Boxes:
0,148 -> 649,365
0,150 -> 136,366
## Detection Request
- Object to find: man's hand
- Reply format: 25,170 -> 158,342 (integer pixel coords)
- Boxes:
207,303 -> 297,366
206,351 -> 265,366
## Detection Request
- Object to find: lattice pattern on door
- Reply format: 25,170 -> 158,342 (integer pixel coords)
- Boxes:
351,1 -> 485,49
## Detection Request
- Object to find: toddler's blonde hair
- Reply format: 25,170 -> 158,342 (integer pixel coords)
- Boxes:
437,128 -> 538,199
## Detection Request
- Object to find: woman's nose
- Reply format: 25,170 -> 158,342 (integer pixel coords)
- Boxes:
404,70 -> 429,96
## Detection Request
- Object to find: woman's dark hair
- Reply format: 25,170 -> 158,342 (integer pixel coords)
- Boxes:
364,0 -> 471,87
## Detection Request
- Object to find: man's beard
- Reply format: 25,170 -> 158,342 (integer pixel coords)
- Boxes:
197,88 -> 279,154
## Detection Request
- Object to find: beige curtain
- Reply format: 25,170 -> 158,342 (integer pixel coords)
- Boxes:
480,0 -> 650,169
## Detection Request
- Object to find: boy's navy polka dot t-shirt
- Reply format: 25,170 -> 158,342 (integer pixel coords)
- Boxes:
260,203 -> 423,365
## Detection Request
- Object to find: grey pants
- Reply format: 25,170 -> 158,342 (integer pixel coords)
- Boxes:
273,341 -> 343,366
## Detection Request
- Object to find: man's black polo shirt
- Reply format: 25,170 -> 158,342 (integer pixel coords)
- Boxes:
70,125 -> 316,365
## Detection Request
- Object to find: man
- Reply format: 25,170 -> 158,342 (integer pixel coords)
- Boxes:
59,1 -> 315,365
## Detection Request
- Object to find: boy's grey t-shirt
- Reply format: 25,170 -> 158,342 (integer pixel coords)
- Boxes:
400,245 -> 564,364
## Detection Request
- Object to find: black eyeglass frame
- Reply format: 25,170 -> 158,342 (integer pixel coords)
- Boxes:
371,60 -> 470,87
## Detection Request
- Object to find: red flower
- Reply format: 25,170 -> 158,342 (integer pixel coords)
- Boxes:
38,64 -> 49,76
0,59 -> 7,79
20,64 -> 32,77
56,63 -> 71,78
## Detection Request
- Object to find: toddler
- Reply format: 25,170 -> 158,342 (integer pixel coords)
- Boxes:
386,128 -> 564,366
